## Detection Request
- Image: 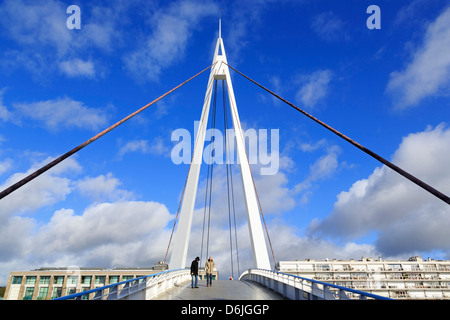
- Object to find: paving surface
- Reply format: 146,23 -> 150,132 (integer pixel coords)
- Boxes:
154,279 -> 286,300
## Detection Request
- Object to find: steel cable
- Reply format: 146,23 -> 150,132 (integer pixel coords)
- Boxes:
226,63 -> 450,206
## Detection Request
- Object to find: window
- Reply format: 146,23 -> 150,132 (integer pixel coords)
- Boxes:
39,276 -> 51,284
25,276 -> 36,285
82,287 -> 90,300
53,276 -> 64,284
122,276 -> 133,281
424,264 -> 437,271
38,287 -> 48,300
81,276 -> 92,285
23,287 -> 34,300
95,276 -> 106,285
388,264 -> 402,271
12,276 -> 22,284
109,276 -> 119,284
52,287 -> 62,299
67,276 -> 78,285
67,288 -> 77,295
317,264 -> 330,271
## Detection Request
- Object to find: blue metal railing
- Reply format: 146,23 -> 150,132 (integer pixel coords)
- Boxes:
54,268 -> 393,300
53,269 -> 188,300
239,269 -> 394,300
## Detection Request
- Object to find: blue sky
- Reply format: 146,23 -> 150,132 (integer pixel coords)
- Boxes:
1,0 -> 450,284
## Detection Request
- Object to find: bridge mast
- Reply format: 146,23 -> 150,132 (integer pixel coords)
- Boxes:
169,19 -> 271,270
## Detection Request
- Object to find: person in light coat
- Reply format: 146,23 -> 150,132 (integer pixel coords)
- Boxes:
205,257 -> 215,287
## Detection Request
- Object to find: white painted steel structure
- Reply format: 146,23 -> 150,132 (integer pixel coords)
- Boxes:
169,19 -> 271,270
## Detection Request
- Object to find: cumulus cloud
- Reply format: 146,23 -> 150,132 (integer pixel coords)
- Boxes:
269,223 -> 379,262
59,59 -> 95,78
76,173 -> 134,202
34,201 -> 173,262
0,88 -> 12,122
124,0 -> 217,81
0,0 -> 72,55
307,124 -> 450,257
13,97 -> 110,131
294,144 -> 341,204
0,159 -> 12,176
296,70 -> 333,109
387,6 -> 450,109
0,0 -> 123,79
118,138 -> 170,158
0,157 -> 81,217
311,11 -> 349,42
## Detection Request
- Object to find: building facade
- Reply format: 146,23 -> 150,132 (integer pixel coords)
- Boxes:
4,263 -> 218,300
276,257 -> 450,300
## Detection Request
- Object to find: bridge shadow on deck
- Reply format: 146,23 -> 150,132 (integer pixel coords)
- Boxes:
154,280 -> 287,300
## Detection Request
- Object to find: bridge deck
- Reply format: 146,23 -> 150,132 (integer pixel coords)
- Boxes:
153,280 -> 286,300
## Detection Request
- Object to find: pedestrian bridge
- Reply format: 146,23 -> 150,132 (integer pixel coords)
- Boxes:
53,269 -> 392,301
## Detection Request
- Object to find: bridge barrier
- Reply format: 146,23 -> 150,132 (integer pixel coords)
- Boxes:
239,269 -> 393,300
53,269 -> 190,300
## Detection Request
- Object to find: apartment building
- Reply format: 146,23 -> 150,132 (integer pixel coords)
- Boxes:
276,256 -> 450,299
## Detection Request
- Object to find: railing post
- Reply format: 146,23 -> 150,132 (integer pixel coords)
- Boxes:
106,285 -> 118,300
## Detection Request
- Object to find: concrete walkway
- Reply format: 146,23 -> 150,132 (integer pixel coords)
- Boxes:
154,280 -> 286,300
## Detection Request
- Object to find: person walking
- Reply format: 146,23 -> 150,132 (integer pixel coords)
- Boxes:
205,256 -> 215,287
190,257 -> 200,288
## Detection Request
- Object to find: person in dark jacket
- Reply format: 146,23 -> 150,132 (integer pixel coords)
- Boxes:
190,257 -> 200,288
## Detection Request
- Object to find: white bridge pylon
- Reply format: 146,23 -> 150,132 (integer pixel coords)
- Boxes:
169,24 -> 271,271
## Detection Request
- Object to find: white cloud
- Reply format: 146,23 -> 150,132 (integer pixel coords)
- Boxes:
0,0 -> 72,56
269,223 -> 379,262
387,6 -> 450,109
13,97 -> 110,131
299,139 -> 327,153
294,144 -> 341,204
0,0 -> 122,79
119,138 -> 170,158
59,59 -> 95,78
0,200 -> 174,281
296,70 -> 333,109
307,124 -> 450,257
311,11 -> 349,42
0,88 -> 12,122
34,201 -> 173,258
254,171 -> 296,215
76,173 -> 134,202
124,0 -> 217,81
0,157 -> 81,217
224,0 -> 291,60
0,159 -> 12,176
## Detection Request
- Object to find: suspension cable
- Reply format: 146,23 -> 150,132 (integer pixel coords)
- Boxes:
205,80 -> 217,260
225,63 -> 450,206
223,79 -> 240,279
0,64 -> 216,202
223,79 -> 232,276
